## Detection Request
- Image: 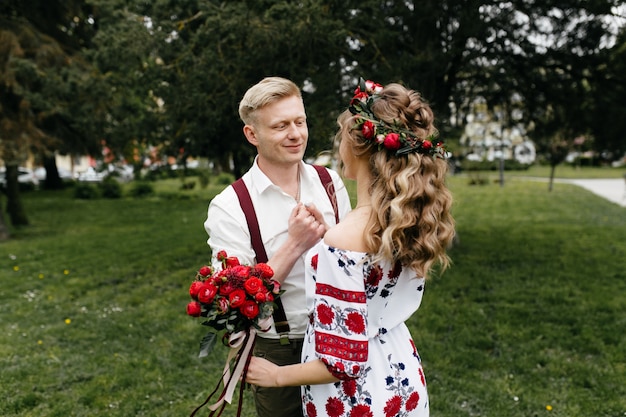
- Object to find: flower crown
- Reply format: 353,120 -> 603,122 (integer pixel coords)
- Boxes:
348,78 -> 448,158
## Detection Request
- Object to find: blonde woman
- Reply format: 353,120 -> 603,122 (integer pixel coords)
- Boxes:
246,79 -> 455,417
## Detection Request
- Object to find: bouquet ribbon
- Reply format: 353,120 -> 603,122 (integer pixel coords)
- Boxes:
190,318 -> 272,417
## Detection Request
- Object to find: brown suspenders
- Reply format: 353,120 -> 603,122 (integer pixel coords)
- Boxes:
231,165 -> 339,339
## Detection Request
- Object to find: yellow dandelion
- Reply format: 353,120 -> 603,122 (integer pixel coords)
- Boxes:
546,405 -> 553,411
63,269 -> 70,275
37,340 -> 43,345
64,318 -> 71,325
13,266 -> 19,271
39,273 -> 44,279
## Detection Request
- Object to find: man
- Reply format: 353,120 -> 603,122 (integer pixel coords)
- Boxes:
204,77 -> 351,417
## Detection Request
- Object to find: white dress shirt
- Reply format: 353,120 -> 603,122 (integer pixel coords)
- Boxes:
204,158 -> 352,339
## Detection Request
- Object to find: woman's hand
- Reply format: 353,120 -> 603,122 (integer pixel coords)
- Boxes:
245,357 -> 280,388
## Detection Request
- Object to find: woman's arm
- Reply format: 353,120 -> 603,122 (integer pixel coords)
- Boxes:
245,357 -> 339,387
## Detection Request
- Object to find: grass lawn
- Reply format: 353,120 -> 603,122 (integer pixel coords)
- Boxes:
0,173 -> 624,417
468,164 -> 625,179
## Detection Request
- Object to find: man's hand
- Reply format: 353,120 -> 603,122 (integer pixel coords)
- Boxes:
288,203 -> 327,250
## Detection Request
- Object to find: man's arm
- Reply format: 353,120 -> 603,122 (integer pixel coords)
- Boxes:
266,202 -> 326,284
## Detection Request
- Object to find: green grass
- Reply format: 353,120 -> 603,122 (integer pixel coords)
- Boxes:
1,174 -> 624,416
471,164 -> 625,179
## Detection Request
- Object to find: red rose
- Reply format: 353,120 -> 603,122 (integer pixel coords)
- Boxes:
383,133 -> 401,151
231,265 -> 251,279
189,281 -> 204,300
311,254 -> 318,270
254,263 -> 274,279
345,311 -> 366,334
218,280 -> 236,296
217,297 -> 229,313
365,80 -> 383,94
228,289 -> 246,308
212,272 -> 226,286
198,283 -> 218,304
265,292 -> 274,302
405,391 -> 420,411
186,301 -> 202,317
349,404 -> 373,417
316,304 -> 335,325
224,257 -> 240,268
254,292 -> 266,302
383,395 -> 402,417
421,139 -> 432,150
350,91 -> 368,105
216,250 -> 228,261
325,397 -> 344,417
361,120 -> 376,140
240,300 -> 260,319
270,280 -> 281,294
198,265 -> 212,277
244,277 -> 264,295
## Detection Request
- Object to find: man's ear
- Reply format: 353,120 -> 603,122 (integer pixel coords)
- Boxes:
243,125 -> 259,146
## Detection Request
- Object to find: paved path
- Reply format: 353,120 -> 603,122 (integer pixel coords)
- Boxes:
566,178 -> 626,207
506,176 -> 626,207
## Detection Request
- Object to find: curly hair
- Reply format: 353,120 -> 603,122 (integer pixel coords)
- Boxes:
336,83 -> 455,277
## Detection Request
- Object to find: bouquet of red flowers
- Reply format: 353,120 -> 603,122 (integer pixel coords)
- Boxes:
186,250 -> 281,416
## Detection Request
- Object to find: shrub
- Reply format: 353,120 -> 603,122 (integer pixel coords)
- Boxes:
74,183 -> 99,199
98,178 -> 122,199
130,182 -> 155,198
198,170 -> 211,189
180,181 -> 196,190
214,172 -> 235,185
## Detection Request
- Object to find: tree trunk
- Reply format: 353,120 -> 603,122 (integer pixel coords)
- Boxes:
42,153 -> 64,190
5,165 -> 29,226
548,163 -> 556,192
0,193 -> 10,240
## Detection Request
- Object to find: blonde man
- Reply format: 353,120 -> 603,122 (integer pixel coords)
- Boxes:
204,77 -> 351,417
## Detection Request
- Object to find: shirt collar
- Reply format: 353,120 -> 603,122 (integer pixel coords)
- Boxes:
249,156 -> 306,195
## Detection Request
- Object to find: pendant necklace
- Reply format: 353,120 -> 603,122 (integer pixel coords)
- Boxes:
294,167 -> 301,203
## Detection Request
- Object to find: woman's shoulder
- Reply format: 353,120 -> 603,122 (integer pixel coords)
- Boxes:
323,209 -> 369,253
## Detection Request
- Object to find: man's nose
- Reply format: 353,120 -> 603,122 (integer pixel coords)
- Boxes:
286,122 -> 302,138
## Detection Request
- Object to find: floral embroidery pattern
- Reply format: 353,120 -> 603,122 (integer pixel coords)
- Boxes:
304,244 -> 428,416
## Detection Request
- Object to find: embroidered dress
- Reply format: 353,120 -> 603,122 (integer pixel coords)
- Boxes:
301,242 -> 429,417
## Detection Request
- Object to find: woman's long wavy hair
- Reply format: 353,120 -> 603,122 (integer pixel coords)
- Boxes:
336,83 -> 455,278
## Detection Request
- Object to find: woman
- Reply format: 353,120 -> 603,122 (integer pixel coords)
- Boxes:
245,79 -> 455,417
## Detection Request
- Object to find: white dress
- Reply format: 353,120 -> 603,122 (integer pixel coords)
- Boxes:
301,242 -> 429,417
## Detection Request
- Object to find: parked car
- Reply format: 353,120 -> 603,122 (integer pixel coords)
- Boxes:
33,167 -> 75,182
0,167 -> 40,189
77,167 -> 107,183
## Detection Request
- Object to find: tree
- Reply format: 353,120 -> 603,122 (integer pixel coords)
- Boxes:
1,0 -> 97,232
335,0 -> 624,160
589,28 -> 626,158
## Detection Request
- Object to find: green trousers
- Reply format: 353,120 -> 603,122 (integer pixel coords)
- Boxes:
252,337 -> 305,417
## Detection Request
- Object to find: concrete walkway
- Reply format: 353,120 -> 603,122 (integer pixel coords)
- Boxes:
566,178 -> 626,207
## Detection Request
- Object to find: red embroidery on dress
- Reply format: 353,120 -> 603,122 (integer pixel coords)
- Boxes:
316,283 -> 366,303
315,331 -> 368,361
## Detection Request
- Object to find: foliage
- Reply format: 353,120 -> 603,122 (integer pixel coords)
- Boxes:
73,182 -> 99,199
2,0 -> 625,235
98,177 -> 123,199
129,181 -> 155,198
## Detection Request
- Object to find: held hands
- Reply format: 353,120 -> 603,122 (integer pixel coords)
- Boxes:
288,203 -> 328,251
